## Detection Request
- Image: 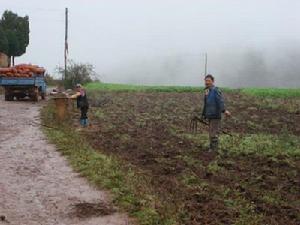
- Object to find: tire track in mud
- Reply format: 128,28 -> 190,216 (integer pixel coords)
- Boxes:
0,97 -> 129,225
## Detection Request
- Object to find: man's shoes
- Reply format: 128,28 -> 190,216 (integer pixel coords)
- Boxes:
80,118 -> 89,127
207,145 -> 218,153
80,119 -> 85,126
207,148 -> 214,153
83,119 -> 89,126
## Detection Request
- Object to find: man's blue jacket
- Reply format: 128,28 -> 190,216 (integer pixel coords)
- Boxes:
202,86 -> 225,119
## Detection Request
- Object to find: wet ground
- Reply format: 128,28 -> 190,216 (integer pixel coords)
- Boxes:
0,96 -> 129,225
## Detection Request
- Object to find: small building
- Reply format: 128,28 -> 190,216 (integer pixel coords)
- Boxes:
0,52 -> 9,67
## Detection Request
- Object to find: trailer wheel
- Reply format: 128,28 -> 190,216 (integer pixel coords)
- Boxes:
4,88 -> 12,101
5,94 -> 13,101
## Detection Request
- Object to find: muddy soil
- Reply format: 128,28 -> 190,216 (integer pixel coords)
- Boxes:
85,92 -> 300,225
0,96 -> 130,225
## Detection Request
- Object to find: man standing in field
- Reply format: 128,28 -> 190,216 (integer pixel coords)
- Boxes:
202,74 -> 231,151
70,84 -> 89,127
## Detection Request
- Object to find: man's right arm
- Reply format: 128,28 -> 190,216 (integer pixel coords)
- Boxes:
215,88 -> 231,117
70,92 -> 80,99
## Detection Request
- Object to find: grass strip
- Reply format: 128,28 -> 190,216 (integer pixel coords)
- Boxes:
41,104 -> 174,225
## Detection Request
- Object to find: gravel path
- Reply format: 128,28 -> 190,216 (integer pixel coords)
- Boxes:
0,97 -> 130,225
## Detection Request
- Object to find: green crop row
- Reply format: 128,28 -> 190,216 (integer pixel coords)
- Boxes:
85,82 -> 238,93
241,88 -> 300,98
86,82 -> 300,98
85,82 -> 202,92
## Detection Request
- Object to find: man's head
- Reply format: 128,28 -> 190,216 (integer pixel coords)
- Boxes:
76,83 -> 82,91
204,74 -> 215,88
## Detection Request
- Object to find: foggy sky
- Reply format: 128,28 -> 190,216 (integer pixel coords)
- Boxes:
1,0 -> 299,87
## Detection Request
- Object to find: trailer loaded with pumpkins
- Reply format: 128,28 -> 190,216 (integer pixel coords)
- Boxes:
0,64 -> 47,101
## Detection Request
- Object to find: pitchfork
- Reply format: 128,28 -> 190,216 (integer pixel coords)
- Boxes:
189,111 -> 232,136
190,114 -> 207,133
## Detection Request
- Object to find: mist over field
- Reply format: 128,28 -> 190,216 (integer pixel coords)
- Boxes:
1,0 -> 299,87
106,45 -> 300,88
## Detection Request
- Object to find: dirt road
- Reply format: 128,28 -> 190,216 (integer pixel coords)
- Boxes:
0,97 -> 129,225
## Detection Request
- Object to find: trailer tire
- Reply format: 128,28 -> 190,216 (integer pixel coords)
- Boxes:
4,88 -> 11,101
5,95 -> 13,101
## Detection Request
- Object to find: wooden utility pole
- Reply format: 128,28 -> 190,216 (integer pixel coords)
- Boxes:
204,52 -> 208,76
64,7 -> 68,80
